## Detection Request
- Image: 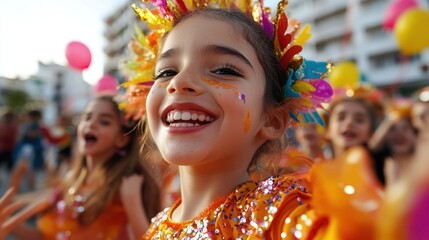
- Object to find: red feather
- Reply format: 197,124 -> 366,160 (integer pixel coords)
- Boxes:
280,45 -> 303,69
280,34 -> 292,51
175,0 -> 188,13
276,13 -> 290,49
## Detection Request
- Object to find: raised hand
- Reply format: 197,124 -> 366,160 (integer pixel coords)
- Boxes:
0,188 -> 52,240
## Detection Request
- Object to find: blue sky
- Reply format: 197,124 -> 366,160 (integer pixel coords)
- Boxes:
0,0 -> 127,85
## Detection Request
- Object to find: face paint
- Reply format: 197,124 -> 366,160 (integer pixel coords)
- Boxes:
244,110 -> 251,133
155,81 -> 169,88
202,77 -> 246,103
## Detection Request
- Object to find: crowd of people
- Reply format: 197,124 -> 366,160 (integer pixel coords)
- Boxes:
1,0 -> 429,239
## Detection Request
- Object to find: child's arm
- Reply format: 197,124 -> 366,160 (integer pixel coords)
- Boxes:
8,224 -> 44,240
8,160 -> 29,191
368,115 -> 397,151
1,188 -> 52,240
39,125 -> 70,144
1,188 -> 19,240
120,175 -> 149,239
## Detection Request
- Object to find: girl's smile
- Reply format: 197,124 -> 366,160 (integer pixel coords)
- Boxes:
162,102 -> 216,130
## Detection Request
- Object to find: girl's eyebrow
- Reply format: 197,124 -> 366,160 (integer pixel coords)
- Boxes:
99,113 -> 115,119
158,45 -> 254,70
204,44 -> 253,69
159,48 -> 179,61
354,112 -> 367,118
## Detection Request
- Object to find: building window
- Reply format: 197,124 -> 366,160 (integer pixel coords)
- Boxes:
314,9 -> 347,30
366,24 -> 388,41
315,33 -> 351,52
369,51 -> 420,68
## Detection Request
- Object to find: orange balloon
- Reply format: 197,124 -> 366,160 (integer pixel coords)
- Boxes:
394,8 -> 429,55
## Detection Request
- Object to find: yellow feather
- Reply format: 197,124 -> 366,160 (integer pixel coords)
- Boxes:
291,81 -> 315,92
294,24 -> 312,47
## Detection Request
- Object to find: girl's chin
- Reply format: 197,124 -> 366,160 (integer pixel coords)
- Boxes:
343,142 -> 363,149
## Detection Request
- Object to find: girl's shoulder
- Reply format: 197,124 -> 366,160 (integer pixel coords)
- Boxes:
220,174 -> 313,235
231,174 -> 311,207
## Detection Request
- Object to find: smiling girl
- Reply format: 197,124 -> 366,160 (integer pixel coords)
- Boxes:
122,2 -> 329,238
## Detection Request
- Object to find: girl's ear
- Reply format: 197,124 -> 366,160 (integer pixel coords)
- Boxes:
259,107 -> 289,140
115,133 -> 130,149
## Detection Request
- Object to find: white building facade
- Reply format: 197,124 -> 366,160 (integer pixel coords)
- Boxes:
31,62 -> 93,124
286,0 -> 429,93
103,0 -> 147,82
0,62 -> 92,125
102,0 -> 429,93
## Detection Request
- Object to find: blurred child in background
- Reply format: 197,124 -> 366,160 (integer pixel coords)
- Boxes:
1,95 -> 160,240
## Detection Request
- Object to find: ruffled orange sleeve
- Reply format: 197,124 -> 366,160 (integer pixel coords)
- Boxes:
309,146 -> 383,240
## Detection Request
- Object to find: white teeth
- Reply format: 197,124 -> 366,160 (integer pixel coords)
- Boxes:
170,122 -> 201,127
173,112 -> 181,120
191,113 -> 198,120
198,115 -> 205,121
166,110 -> 213,126
182,112 -> 191,120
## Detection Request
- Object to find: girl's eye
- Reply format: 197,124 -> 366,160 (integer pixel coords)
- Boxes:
212,65 -> 244,77
355,117 -> 366,124
154,69 -> 177,80
83,114 -> 91,121
100,119 -> 111,126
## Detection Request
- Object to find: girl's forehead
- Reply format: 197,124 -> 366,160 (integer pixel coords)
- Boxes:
395,118 -> 412,127
164,15 -> 245,47
85,100 -> 116,114
333,101 -> 370,114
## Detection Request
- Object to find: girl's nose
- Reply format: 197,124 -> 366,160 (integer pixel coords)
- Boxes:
166,69 -> 203,95
87,118 -> 97,129
344,116 -> 355,128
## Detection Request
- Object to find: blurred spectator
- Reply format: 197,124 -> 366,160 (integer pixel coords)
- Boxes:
11,110 -> 46,191
411,86 -> 429,136
0,111 -> 18,171
324,97 -> 385,185
294,123 -> 326,162
369,98 -> 417,186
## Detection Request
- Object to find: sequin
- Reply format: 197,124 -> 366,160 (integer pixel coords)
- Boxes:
143,176 -> 312,239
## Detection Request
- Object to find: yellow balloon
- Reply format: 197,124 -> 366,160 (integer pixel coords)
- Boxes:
328,61 -> 360,88
394,8 -> 429,56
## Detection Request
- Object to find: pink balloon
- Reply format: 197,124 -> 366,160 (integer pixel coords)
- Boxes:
94,74 -> 118,95
65,41 -> 92,70
383,0 -> 418,31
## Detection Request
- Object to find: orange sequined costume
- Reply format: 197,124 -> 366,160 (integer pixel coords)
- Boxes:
37,196 -> 129,240
143,175 -> 317,239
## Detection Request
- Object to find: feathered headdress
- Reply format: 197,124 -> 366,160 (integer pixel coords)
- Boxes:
119,0 -> 333,126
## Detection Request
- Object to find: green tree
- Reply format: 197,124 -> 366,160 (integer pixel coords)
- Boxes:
3,89 -> 32,113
